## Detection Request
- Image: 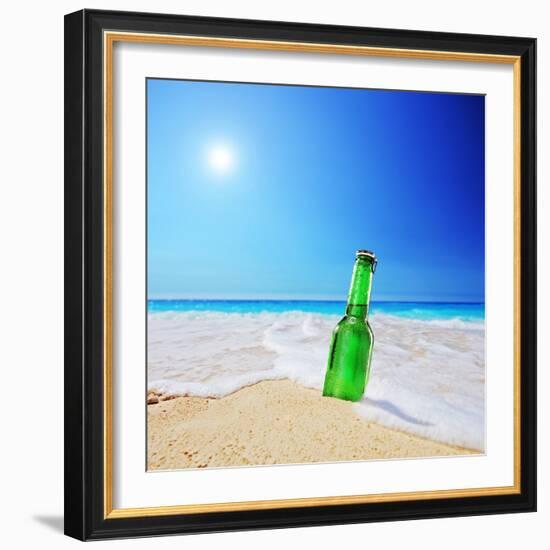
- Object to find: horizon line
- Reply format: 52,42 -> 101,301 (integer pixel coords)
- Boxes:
147,297 -> 485,305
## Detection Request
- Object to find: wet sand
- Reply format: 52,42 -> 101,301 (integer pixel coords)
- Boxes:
147,379 -> 475,470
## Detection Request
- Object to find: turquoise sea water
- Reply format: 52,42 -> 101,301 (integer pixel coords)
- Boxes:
148,300 -> 484,322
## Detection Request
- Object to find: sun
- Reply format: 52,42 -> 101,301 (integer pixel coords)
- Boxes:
207,145 -> 235,174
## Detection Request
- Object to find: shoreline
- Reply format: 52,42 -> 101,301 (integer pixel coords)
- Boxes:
147,379 -> 477,471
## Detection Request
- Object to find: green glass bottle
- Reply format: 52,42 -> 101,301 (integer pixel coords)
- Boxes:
323,250 -> 377,402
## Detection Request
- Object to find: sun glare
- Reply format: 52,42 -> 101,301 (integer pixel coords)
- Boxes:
207,145 -> 235,174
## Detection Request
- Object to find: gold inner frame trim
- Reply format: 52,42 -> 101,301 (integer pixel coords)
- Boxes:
103,30 -> 522,520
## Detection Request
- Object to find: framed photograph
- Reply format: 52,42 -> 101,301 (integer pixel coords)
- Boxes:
64,9 -> 536,540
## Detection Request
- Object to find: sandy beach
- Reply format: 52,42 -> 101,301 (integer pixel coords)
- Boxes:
148,379 -> 475,470
148,309 -> 485,453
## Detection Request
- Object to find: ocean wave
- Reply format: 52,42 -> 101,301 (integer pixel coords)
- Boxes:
370,312 -> 484,331
148,310 -> 485,450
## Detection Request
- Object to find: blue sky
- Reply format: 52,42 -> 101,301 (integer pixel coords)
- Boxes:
147,79 -> 485,302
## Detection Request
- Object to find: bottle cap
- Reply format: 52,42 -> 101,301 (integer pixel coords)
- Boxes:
356,249 -> 376,260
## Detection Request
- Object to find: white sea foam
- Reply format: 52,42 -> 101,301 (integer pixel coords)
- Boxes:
148,311 -> 485,451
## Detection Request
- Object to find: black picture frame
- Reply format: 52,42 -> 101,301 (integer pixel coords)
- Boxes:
64,8 -> 537,541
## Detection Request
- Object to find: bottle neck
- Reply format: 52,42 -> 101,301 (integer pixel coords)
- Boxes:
345,257 -> 374,319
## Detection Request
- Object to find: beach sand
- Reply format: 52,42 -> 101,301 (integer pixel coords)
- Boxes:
147,379 -> 475,470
